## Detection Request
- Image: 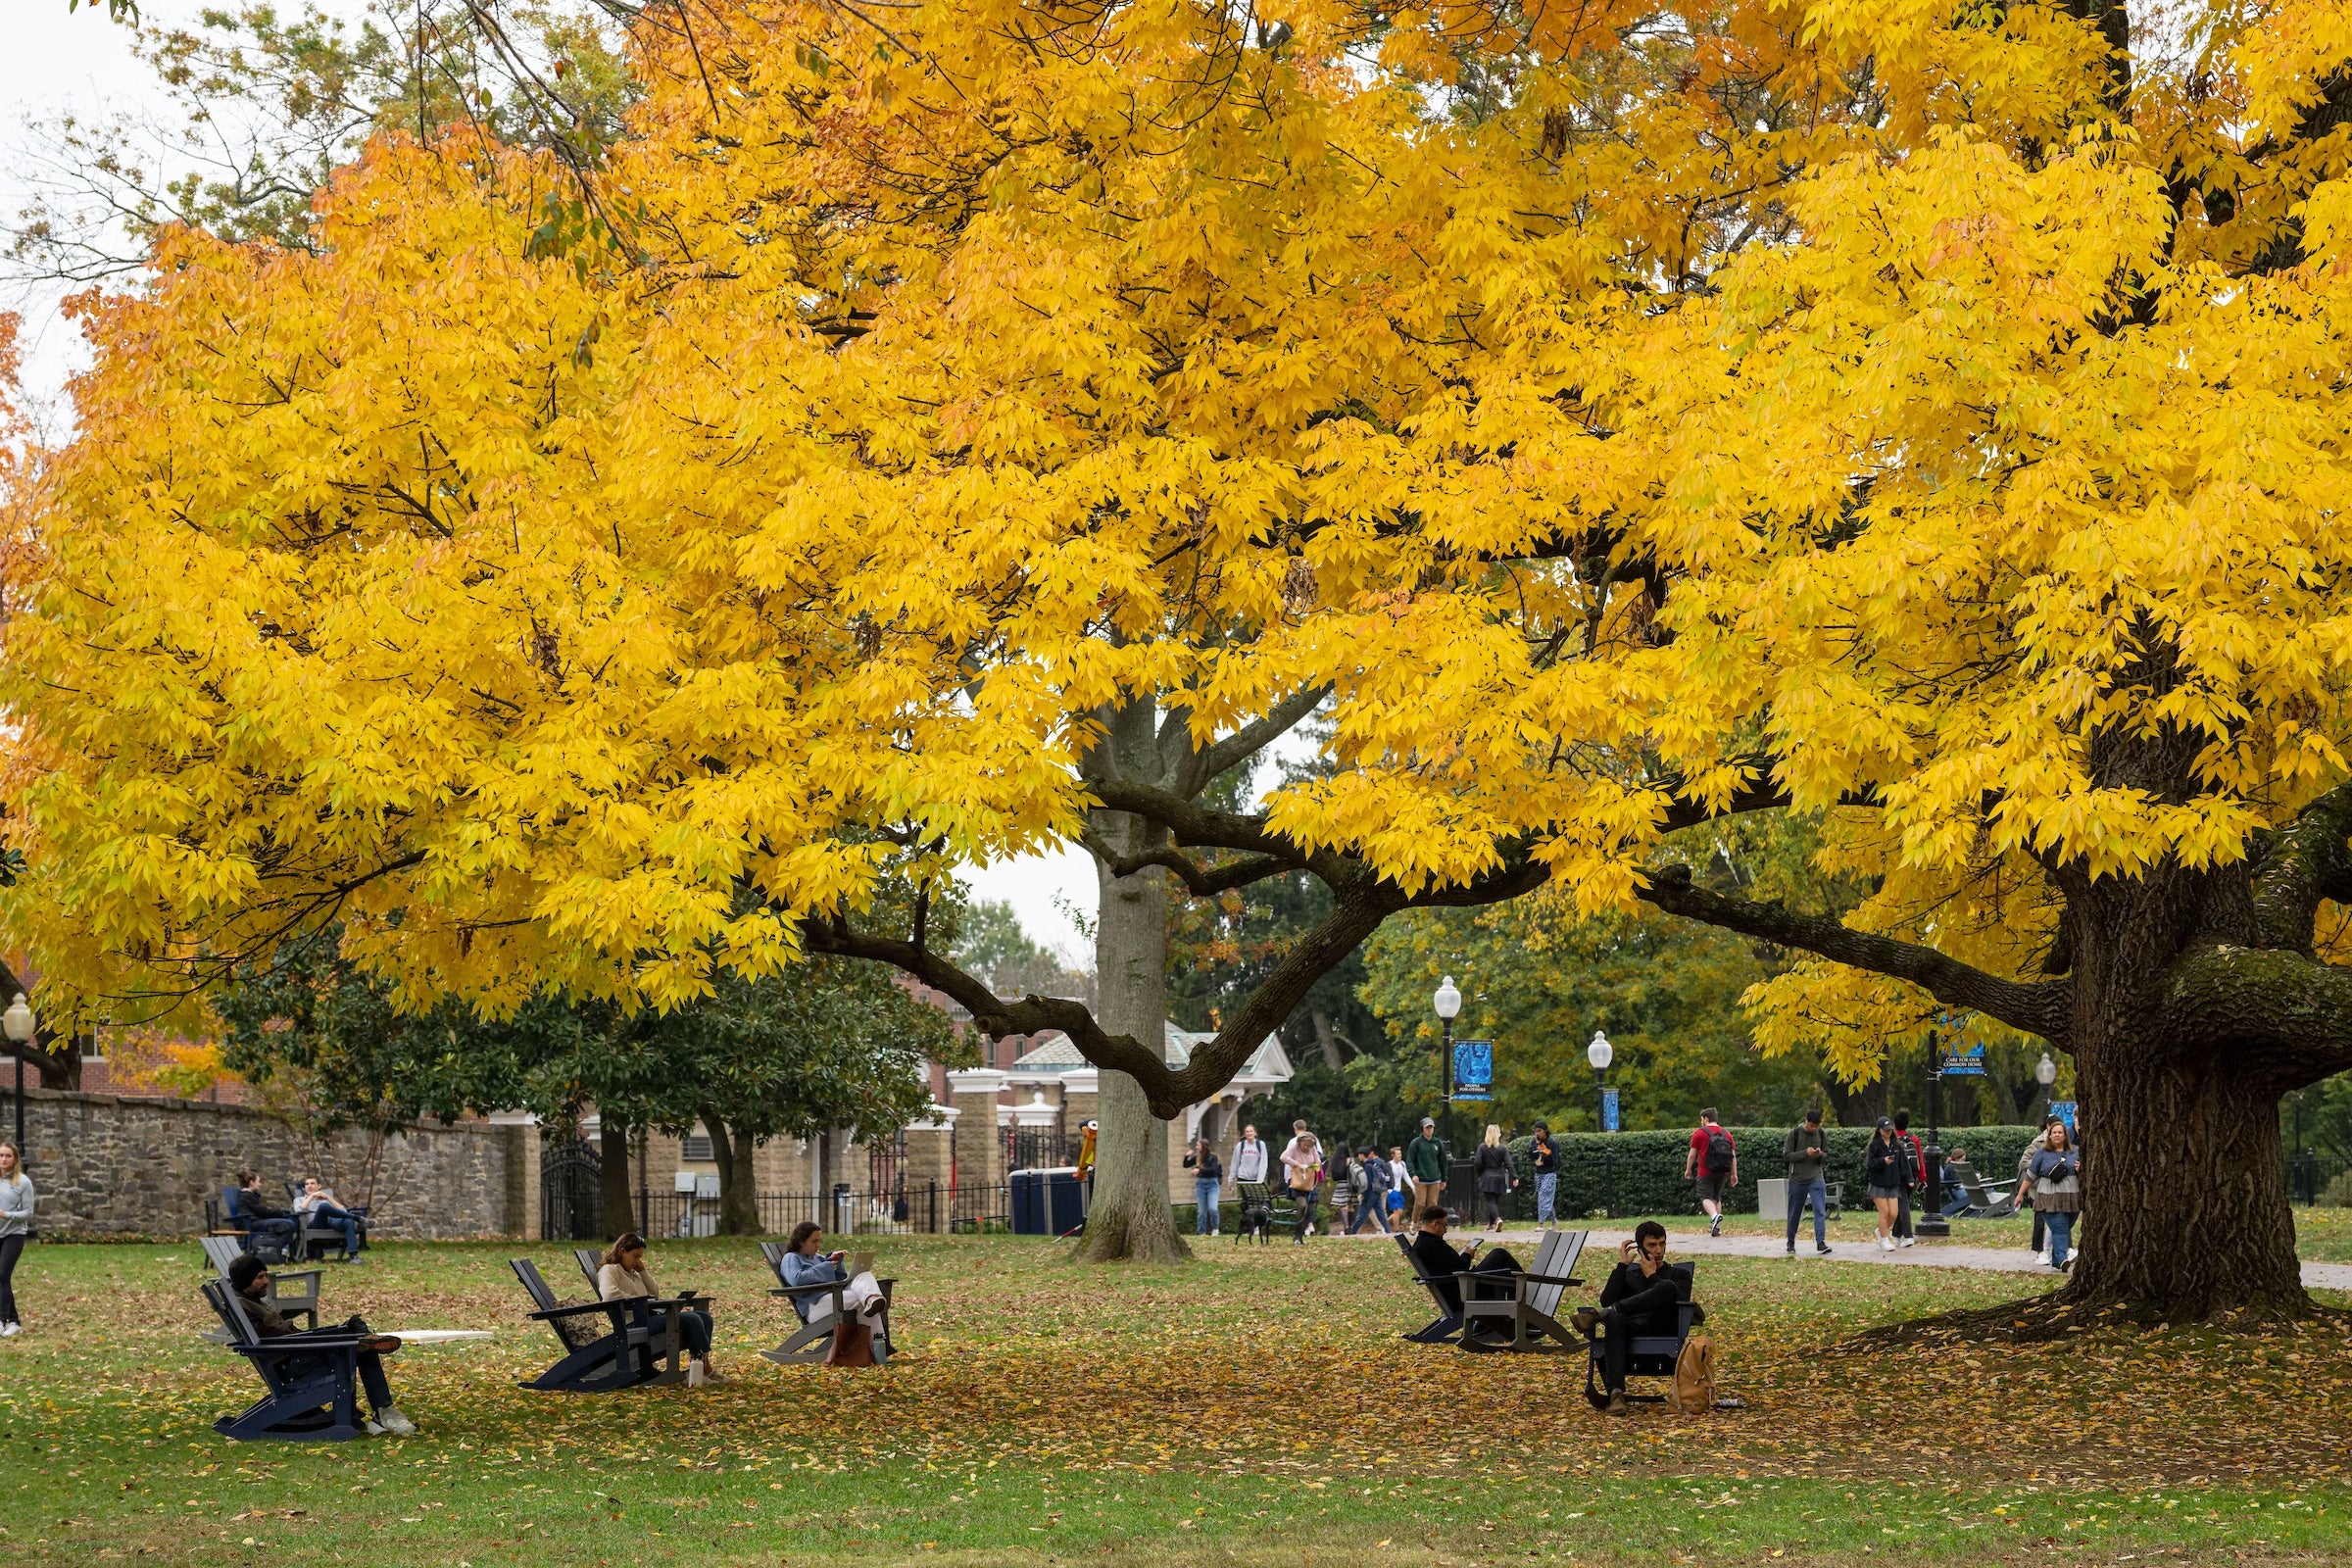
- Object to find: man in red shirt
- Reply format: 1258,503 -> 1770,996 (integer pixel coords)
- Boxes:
1684,1110 -> 1738,1238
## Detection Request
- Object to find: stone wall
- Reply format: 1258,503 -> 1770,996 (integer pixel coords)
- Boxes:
8,1088 -> 537,1240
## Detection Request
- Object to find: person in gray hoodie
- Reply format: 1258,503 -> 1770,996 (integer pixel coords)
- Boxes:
0,1143 -> 30,1335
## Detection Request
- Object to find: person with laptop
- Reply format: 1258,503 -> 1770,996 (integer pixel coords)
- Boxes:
597,1231 -> 725,1384
776,1220 -> 891,1360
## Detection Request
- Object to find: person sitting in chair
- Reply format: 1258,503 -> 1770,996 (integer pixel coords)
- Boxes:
295,1177 -> 367,1259
233,1171 -> 300,1254
1409,1206 -> 1525,1333
777,1221 -> 890,1360
1573,1221 -> 1693,1417
225,1253 -> 414,1435
597,1232 -> 725,1385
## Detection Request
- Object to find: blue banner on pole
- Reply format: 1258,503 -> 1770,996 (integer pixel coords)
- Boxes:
1938,1043 -> 1986,1076
1450,1040 -> 1494,1101
1600,1087 -> 1620,1132
2049,1100 -> 2077,1136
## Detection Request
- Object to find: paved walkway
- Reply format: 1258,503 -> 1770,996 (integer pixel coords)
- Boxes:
1352,1226 -> 2352,1291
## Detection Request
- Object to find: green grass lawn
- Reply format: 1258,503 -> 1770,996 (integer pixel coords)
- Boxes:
3,1234 -> 2349,1567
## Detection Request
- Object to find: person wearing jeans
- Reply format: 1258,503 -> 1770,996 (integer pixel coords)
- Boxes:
1531,1123 -> 1559,1228
2026,1123 -> 2082,1270
1350,1148 -> 1394,1234
1782,1109 -> 1834,1254
296,1177 -> 364,1258
1184,1139 -> 1224,1235
0,1142 -> 31,1335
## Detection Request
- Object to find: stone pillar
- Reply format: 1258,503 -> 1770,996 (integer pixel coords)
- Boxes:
1060,1068 -> 1100,1133
904,1105 -> 957,1233
948,1068 -> 1009,1219
490,1114 -> 542,1240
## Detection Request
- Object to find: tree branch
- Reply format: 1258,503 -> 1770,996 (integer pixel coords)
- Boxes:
1171,683 -> 1332,799
2249,778 -> 2352,951
1075,830 -> 1296,898
2161,944 -> 2352,1089
1635,863 -> 2073,1043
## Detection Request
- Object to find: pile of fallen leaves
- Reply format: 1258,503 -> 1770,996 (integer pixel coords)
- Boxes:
10,1238 -> 2349,1491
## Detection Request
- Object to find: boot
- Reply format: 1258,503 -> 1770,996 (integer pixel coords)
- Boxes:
1570,1307 -> 1601,1339
1605,1392 -> 1631,1417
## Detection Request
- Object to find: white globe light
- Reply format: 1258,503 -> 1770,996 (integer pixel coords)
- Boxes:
1,993 -> 32,1045
1432,976 -> 1461,1021
1587,1030 -> 1613,1072
2035,1051 -> 2057,1087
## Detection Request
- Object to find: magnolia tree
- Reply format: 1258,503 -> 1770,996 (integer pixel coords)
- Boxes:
6,0 -> 2352,1304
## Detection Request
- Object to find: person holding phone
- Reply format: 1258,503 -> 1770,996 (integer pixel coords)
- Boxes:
1782,1108 -> 1834,1255
1530,1123 -> 1560,1229
1572,1221 -> 1693,1417
597,1231 -> 724,1384
1866,1118 -> 1909,1251
778,1221 -> 891,1358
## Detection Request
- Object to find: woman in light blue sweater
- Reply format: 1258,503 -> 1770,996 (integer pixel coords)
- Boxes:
778,1221 -> 889,1358
0,1143 -> 33,1335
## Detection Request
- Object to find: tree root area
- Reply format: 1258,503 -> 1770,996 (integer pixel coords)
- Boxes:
1841,1288 -> 2352,1348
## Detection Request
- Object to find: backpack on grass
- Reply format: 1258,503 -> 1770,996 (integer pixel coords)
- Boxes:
1667,1333 -> 1717,1414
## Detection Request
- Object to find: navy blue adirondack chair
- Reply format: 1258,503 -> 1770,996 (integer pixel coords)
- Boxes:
200,1280 -> 369,1442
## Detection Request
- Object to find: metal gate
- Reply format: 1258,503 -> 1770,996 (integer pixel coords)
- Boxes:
1007,1128 -> 1082,1172
540,1134 -> 604,1241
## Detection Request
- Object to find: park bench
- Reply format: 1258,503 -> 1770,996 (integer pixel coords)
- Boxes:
757,1241 -> 896,1365
199,1278 -> 376,1442
1458,1229 -> 1591,1354
1580,1262 -> 1702,1409
509,1257 -> 683,1393
1233,1181 -> 1275,1243
197,1235 -> 321,1343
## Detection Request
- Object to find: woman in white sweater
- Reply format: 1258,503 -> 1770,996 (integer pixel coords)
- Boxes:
0,1143 -> 32,1335
595,1232 -> 723,1384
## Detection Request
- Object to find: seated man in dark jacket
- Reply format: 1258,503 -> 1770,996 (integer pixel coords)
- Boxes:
225,1253 -> 415,1435
1572,1221 -> 1693,1416
232,1172 -> 300,1253
1408,1206 -> 1524,1326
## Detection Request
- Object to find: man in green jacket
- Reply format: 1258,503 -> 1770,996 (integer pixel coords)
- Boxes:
1783,1107 -> 1834,1256
1405,1118 -> 1450,1235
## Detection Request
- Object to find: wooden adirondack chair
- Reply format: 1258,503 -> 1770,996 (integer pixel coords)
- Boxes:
198,1236 -> 320,1343
1458,1229 -> 1591,1353
1581,1263 -> 1702,1408
510,1257 -> 679,1393
757,1242 -> 896,1366
200,1280 -> 371,1442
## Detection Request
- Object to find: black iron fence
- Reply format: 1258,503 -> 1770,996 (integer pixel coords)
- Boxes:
2287,1150 -> 2351,1206
598,1181 -> 1014,1241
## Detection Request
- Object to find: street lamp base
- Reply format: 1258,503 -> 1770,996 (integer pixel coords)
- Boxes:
1916,1217 -> 1950,1238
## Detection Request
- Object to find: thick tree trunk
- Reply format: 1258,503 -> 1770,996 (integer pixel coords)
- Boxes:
707,1119 -> 762,1236
1075,700 -> 1189,1264
2070,1030 -> 2305,1316
598,1118 -> 638,1242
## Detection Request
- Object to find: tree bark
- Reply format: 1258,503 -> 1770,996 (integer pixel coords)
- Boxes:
707,1119 -> 763,1236
1074,700 -> 1189,1264
598,1117 -> 637,1241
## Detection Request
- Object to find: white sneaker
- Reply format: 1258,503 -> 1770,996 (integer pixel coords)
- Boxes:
2035,1250 -> 2051,1265
1897,1236 -> 1916,1249
0,1321 -> 20,1337
375,1406 -> 416,1436
1881,1236 -> 1895,1251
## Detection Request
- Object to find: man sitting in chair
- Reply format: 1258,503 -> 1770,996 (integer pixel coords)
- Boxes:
1572,1221 -> 1693,1417
1409,1205 -> 1525,1336
225,1253 -> 415,1435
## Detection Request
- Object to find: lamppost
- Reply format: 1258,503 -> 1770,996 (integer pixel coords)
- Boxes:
2034,1051 -> 2058,1125
1433,974 -> 1461,1154
3,992 -> 34,1165
1918,1020 -> 1949,1238
1588,1029 -> 1613,1217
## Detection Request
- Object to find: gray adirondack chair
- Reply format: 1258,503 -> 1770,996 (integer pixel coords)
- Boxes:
757,1241 -> 895,1365
1459,1228 -> 1591,1353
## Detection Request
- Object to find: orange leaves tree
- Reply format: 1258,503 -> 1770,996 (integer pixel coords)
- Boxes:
9,0 -> 2352,1298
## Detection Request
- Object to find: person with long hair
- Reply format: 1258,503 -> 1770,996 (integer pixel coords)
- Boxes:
1280,1124 -> 1322,1244
596,1232 -> 723,1384
2025,1122 -> 2083,1271
1866,1118 -> 1908,1251
1474,1124 -> 1516,1232
778,1220 -> 891,1357
0,1143 -> 30,1336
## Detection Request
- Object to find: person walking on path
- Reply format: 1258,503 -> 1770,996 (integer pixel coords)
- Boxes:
2025,1122 -> 2083,1271
1866,1118 -> 1911,1251
1231,1125 -> 1270,1187
1783,1108 -> 1834,1255
1890,1111 -> 1924,1245
2019,1121 -> 2054,1260
1474,1124 -> 1516,1231
0,1143 -> 30,1336
1405,1118 -> 1449,1233
1386,1146 -> 1411,1229
1326,1143 -> 1365,1236
1184,1138 -> 1225,1236
1281,1125 -> 1323,1244
1351,1147 -> 1395,1234
1530,1123 -> 1560,1228
1685,1110 -> 1738,1237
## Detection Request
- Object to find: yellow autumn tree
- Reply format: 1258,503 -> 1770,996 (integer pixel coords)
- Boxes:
6,0 -> 2351,1303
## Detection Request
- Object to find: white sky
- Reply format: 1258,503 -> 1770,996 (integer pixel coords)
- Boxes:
2,1 -> 1107,961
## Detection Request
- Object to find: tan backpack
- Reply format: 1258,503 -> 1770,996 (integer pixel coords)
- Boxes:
1667,1332 -> 1716,1414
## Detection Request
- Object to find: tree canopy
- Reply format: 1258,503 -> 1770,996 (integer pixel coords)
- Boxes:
6,0 -> 2351,1308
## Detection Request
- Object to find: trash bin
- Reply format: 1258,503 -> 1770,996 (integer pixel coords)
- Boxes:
1010,1167 -> 1084,1235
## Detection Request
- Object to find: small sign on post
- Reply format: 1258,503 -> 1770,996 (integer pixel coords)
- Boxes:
1450,1039 -> 1494,1102
1938,1043 -> 1986,1076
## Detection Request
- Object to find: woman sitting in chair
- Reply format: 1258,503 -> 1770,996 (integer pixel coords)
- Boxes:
778,1221 -> 890,1359
596,1232 -> 724,1385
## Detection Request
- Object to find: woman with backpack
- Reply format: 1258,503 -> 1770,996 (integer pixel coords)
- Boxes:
1474,1124 -> 1516,1232
1866,1118 -> 1910,1251
2025,1121 -> 2083,1270
1280,1125 -> 1323,1244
